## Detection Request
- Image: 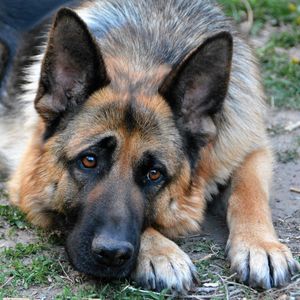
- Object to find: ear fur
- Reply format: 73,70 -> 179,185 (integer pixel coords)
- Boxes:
159,32 -> 233,135
35,8 -> 110,124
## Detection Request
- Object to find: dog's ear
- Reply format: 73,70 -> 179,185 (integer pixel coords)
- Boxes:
159,32 -> 233,136
35,8 -> 109,123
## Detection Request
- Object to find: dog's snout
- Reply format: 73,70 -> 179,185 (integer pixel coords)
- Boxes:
92,237 -> 134,266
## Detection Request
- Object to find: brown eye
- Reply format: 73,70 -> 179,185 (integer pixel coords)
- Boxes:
147,169 -> 161,182
81,155 -> 97,168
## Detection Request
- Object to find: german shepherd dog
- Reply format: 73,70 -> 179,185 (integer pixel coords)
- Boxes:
0,0 -> 299,293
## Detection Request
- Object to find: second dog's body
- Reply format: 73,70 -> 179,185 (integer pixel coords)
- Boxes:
0,0 -> 299,293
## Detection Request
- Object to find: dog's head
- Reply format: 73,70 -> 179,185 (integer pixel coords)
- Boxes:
16,8 -> 232,278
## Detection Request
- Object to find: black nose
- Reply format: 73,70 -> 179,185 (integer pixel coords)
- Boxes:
92,237 -> 134,266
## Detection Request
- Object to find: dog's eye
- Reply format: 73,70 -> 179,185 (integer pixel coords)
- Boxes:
147,169 -> 161,182
81,155 -> 97,169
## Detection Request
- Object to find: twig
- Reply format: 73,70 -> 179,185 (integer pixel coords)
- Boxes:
223,278 -> 258,294
0,276 -> 14,289
291,273 -> 300,281
194,253 -> 214,263
240,0 -> 253,34
290,187 -> 300,194
121,285 -> 172,297
185,294 -> 225,299
58,260 -> 73,283
216,274 -> 229,300
222,273 -> 238,281
195,286 -> 218,293
229,288 -> 244,297
122,285 -> 227,299
178,233 -> 203,239
285,121 -> 300,132
210,244 -> 221,256
260,277 -> 300,298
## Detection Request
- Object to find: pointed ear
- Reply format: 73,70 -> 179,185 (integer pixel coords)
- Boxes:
35,8 -> 110,123
159,32 -> 233,134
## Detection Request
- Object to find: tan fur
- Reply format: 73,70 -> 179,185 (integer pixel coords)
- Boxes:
227,148 -> 275,239
9,120 -> 64,227
131,227 -> 197,291
154,159 -> 206,238
226,148 -> 298,288
105,56 -> 172,93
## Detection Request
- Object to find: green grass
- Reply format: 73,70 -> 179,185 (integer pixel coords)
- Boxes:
219,0 -> 300,110
3,242 -> 47,258
269,30 -> 300,48
219,0 -> 300,26
0,187 -> 8,199
277,149 -> 299,163
257,27 -> 300,109
0,205 -> 30,229
0,243 -> 62,297
55,283 -> 170,300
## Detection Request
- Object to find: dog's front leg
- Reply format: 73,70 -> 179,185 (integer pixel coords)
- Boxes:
226,147 -> 300,289
131,227 -> 198,293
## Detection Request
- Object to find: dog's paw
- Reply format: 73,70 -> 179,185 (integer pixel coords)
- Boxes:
226,238 -> 300,289
131,228 -> 198,294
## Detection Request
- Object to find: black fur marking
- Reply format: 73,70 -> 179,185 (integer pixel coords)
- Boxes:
43,104 -> 85,140
124,101 -> 137,133
0,40 -> 8,82
150,260 -> 157,285
159,32 -> 233,118
244,251 -> 250,285
208,179 -> 232,218
35,8 -> 110,124
158,32 -> 233,169
267,254 -> 274,288
180,128 -> 207,170
41,208 -> 77,230
43,114 -> 62,140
